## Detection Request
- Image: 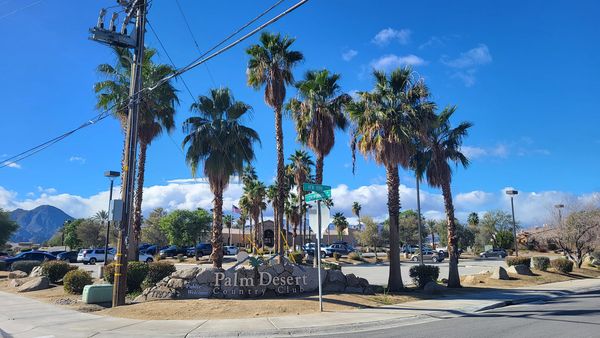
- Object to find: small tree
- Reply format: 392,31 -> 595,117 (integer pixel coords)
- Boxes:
0,209 -> 19,248
141,208 -> 169,248
355,216 -> 383,254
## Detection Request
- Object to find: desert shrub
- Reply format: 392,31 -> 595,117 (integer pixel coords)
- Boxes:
63,270 -> 93,294
288,251 -> 304,264
409,265 -> 440,289
348,251 -> 362,261
10,260 -> 41,274
177,254 -> 185,262
531,256 -> 550,271
333,252 -> 341,261
506,256 -> 531,267
322,261 -> 341,270
41,261 -> 76,283
551,258 -> 574,274
142,261 -> 176,290
127,261 -> 149,292
103,262 -> 116,284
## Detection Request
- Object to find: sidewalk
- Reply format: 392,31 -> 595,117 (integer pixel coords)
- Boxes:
1,278 -> 599,338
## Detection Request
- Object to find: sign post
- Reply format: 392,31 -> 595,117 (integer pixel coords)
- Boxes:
316,199 -> 323,312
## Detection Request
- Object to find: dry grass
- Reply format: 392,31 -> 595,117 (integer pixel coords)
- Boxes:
461,266 -> 600,289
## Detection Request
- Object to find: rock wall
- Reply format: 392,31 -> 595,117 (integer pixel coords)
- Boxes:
135,262 -> 376,302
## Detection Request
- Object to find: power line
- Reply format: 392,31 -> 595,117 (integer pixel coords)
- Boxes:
0,0 -> 42,20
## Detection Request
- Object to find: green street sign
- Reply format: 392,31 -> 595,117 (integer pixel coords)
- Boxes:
305,190 -> 331,202
303,183 -> 331,193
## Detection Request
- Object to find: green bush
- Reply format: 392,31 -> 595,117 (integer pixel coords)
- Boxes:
333,252 -> 341,261
531,256 -> 550,271
103,262 -> 116,284
126,261 -> 149,292
63,270 -> 93,294
322,261 -> 341,270
288,251 -> 304,264
41,261 -> 76,283
506,256 -> 531,267
10,260 -> 41,274
348,252 -> 362,261
551,258 -> 573,274
142,261 -> 176,290
409,265 -> 440,288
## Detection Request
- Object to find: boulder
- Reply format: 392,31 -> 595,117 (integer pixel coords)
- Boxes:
172,267 -> 199,280
17,277 -> 50,293
8,270 -> 28,279
324,270 -> 346,292
9,279 -> 26,288
423,281 -> 445,294
463,275 -> 478,284
344,286 -> 364,294
345,273 -> 360,287
507,264 -> 533,275
29,266 -> 43,277
195,267 -> 221,285
145,286 -> 177,301
167,278 -> 186,289
490,266 -> 509,280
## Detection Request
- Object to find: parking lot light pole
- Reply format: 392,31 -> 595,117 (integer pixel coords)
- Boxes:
104,171 -> 120,265
555,204 -> 565,225
505,189 -> 519,257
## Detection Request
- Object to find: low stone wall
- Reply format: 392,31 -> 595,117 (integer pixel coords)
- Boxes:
135,261 -> 376,302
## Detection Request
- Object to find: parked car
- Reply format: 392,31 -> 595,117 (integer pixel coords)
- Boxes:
1,251 -> 56,269
185,243 -> 212,257
141,245 -> 158,256
57,251 -> 78,263
410,249 -> 444,263
479,248 -> 507,259
402,245 -> 419,254
324,243 -> 355,256
0,252 -> 10,260
139,252 -> 154,263
77,248 -> 115,264
49,250 -> 66,256
223,245 -> 239,256
159,245 -> 186,258
303,243 -> 327,258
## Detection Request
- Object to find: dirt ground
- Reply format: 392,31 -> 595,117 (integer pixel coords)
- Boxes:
461,266 -> 600,289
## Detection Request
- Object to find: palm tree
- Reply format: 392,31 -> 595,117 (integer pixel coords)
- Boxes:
236,210 -> 248,248
92,210 -> 109,223
224,215 -> 234,245
246,32 -> 303,255
352,202 -> 362,230
239,196 -> 252,249
426,219 -> 437,250
95,47 -> 179,259
420,106 -> 472,288
242,179 -> 267,252
332,212 -> 349,241
287,150 -> 314,247
347,67 -> 432,292
287,69 -> 350,184
182,88 -> 260,268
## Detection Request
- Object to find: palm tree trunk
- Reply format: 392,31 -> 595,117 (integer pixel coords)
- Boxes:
298,185 -> 304,248
228,225 -> 231,246
441,179 -> 461,288
292,221 -> 297,252
249,217 -> 253,252
211,184 -> 225,268
386,163 -> 403,291
260,210 -> 265,248
254,214 -> 260,252
242,219 -> 246,249
315,153 -> 324,184
274,107 -> 285,257
286,216 -> 290,251
431,232 -> 436,250
130,140 -> 148,261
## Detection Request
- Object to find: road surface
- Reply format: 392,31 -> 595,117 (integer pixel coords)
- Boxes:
318,290 -> 600,338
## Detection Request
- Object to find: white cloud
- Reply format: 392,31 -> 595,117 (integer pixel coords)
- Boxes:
442,44 -> 492,87
2,180 -> 598,228
372,28 -> 411,46
4,162 -> 21,169
341,49 -> 358,61
69,156 -> 86,164
461,146 -> 488,159
37,186 -> 57,195
370,54 -> 425,71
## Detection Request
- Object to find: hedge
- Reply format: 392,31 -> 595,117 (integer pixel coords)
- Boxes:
63,270 -> 93,294
551,258 -> 574,274
506,256 -> 531,267
141,261 -> 176,290
531,256 -> 550,271
104,261 -> 150,292
409,265 -> 440,288
10,260 -> 41,274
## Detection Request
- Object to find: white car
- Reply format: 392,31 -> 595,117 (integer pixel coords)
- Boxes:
77,248 -> 115,264
139,252 -> 154,263
224,246 -> 239,256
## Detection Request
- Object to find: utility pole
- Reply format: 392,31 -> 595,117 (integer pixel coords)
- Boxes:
90,0 -> 147,307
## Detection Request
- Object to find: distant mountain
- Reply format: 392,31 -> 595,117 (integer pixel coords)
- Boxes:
10,205 -> 74,244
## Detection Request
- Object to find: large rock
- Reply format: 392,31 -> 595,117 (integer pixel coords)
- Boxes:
29,266 -> 43,277
490,266 -> 509,280
145,286 -> 178,301
17,277 -> 49,292
324,269 -> 346,292
463,275 -> 478,284
423,281 -> 445,294
172,267 -> 200,280
507,264 -> 533,275
8,270 -> 28,279
9,279 -> 26,288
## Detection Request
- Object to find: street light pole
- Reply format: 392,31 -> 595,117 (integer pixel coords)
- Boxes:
103,171 -> 120,265
505,189 -> 519,257
416,175 -> 424,265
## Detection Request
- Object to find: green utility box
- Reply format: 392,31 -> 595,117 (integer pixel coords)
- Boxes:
82,284 -> 113,304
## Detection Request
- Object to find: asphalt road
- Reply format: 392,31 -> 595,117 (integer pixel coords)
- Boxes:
342,258 -> 506,286
318,291 -> 600,338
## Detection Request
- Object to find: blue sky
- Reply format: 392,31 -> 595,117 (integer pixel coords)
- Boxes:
0,0 -> 599,225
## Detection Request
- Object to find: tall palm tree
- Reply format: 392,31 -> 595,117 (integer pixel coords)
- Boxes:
242,179 -> 267,251
352,202 -> 362,230
246,32 -> 303,255
420,106 -> 472,288
239,195 -> 252,248
237,210 -> 248,248
287,69 -> 350,184
95,47 -> 179,259
332,212 -> 349,241
223,215 -> 234,245
347,67 -> 433,292
288,150 -> 314,247
426,219 -> 437,250
92,210 -> 109,223
182,88 -> 260,268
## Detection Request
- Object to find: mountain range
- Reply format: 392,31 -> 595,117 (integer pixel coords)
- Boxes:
9,205 -> 73,244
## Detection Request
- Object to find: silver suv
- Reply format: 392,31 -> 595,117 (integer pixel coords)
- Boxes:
77,248 -> 115,264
